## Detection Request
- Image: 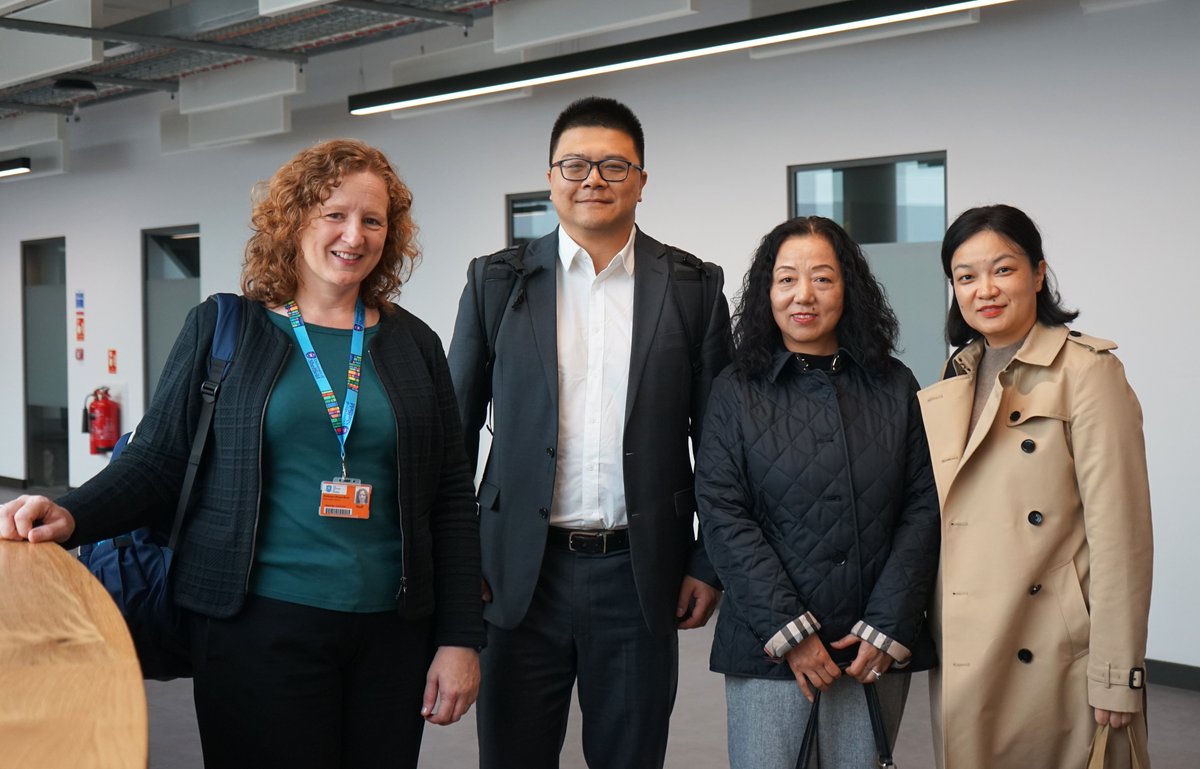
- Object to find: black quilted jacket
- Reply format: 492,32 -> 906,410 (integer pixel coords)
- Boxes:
696,349 -> 939,678
60,297 -> 484,649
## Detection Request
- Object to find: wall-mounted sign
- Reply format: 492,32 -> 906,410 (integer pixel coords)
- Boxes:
107,348 -> 117,375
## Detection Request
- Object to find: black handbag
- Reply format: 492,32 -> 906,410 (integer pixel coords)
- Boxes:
795,681 -> 896,769
77,294 -> 241,680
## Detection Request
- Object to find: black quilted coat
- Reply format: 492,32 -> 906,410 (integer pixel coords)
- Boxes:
696,349 -> 939,678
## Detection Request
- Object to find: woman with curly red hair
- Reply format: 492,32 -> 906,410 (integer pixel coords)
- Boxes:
1,139 -> 483,768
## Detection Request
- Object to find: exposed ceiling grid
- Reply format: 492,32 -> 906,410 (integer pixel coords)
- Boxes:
0,0 -> 498,120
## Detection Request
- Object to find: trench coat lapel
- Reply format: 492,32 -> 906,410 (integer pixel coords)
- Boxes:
625,231 -> 669,425
917,371 -> 976,503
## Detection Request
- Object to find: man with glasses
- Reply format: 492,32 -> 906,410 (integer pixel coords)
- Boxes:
448,96 -> 731,769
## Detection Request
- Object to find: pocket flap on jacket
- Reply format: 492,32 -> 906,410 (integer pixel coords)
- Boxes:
478,481 -> 500,511
673,487 -> 696,518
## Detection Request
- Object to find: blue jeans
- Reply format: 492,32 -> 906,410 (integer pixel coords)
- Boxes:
725,671 -> 910,769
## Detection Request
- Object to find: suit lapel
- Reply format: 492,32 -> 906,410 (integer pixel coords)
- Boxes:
626,231 -> 668,425
523,232 -> 560,408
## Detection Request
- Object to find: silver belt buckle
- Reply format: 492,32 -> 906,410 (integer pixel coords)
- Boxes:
568,531 -> 604,554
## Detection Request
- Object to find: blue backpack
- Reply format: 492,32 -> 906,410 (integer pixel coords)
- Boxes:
78,294 -> 242,680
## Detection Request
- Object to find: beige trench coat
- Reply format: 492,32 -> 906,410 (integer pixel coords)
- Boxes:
918,323 -> 1152,769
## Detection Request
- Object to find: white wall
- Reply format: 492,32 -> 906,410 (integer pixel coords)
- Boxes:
1,0 -> 1194,666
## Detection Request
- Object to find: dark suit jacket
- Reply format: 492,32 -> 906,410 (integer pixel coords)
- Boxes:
448,228 -> 731,636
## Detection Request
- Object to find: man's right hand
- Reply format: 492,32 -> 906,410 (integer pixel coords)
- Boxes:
481,578 -> 492,603
0,495 -> 76,543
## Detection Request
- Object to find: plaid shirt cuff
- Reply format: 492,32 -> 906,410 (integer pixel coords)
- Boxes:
852,620 -> 912,665
764,612 -> 821,658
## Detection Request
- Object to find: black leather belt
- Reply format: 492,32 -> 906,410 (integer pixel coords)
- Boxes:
547,527 -> 630,554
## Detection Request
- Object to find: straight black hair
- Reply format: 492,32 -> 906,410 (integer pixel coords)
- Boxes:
549,97 -> 645,166
941,204 -> 1078,346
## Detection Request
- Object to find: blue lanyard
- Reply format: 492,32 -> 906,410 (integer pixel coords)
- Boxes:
283,299 -> 365,477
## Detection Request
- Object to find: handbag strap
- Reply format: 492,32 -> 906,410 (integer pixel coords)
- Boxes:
864,682 -> 896,767
1088,723 -> 1146,769
166,293 -> 242,551
795,689 -> 821,769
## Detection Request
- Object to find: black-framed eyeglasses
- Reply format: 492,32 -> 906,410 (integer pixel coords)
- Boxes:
551,158 -> 643,182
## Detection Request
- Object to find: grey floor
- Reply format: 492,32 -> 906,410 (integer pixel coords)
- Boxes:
141,620 -> 1196,768
4,485 -> 1196,768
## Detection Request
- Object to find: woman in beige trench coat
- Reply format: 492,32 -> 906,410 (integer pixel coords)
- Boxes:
917,204 -> 1152,769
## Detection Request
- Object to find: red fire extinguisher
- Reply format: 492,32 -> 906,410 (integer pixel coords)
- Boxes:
83,387 -> 121,455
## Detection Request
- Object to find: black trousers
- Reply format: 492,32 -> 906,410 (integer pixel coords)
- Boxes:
477,546 -> 678,769
190,595 -> 434,769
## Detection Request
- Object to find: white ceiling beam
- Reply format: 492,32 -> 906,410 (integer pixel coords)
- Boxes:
0,112 -> 66,151
257,0 -> 334,16
0,0 -> 102,90
0,113 -> 68,181
335,1 -> 474,28
493,0 -> 695,53
187,96 -> 292,147
179,59 -> 304,114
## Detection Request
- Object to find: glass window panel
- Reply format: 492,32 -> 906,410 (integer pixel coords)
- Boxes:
507,191 -> 559,246
788,153 -> 948,385
791,154 -> 944,245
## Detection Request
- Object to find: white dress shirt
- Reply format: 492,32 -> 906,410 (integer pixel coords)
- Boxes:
550,226 -> 637,530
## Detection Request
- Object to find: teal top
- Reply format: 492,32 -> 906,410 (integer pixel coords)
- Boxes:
250,310 -> 403,612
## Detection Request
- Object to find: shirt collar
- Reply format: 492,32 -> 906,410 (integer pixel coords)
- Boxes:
766,344 -> 856,383
557,225 -> 637,277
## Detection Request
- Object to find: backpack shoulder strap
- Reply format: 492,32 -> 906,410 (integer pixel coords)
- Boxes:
664,245 -> 711,375
208,293 -> 242,384
478,243 -> 532,375
168,293 -> 243,550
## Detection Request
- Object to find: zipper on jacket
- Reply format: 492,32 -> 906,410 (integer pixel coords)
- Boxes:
369,348 -> 409,605
244,340 -> 290,592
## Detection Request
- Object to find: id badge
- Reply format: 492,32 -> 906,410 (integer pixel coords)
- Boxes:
319,479 -> 371,520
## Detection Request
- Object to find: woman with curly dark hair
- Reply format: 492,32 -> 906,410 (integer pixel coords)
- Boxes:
696,216 -> 940,768
1,139 -> 483,769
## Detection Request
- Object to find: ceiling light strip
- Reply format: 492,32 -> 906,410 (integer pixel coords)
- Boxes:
0,157 -> 33,179
350,0 -> 1019,116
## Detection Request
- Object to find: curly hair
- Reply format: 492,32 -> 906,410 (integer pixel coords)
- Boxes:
941,204 -> 1077,346
241,139 -> 419,312
732,216 -> 899,379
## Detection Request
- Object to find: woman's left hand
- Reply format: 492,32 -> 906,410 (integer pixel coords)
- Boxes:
1094,709 -> 1134,729
830,634 -> 893,684
421,646 -> 480,725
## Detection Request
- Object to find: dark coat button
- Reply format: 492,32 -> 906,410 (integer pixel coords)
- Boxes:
1021,439 -> 1036,453
1029,584 -> 1042,595
546,447 -> 555,457
1010,411 -> 1021,422
538,507 -> 549,519
1028,511 -> 1044,526
834,555 -> 847,567
1069,330 -> 1081,337
1018,648 -> 1034,663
